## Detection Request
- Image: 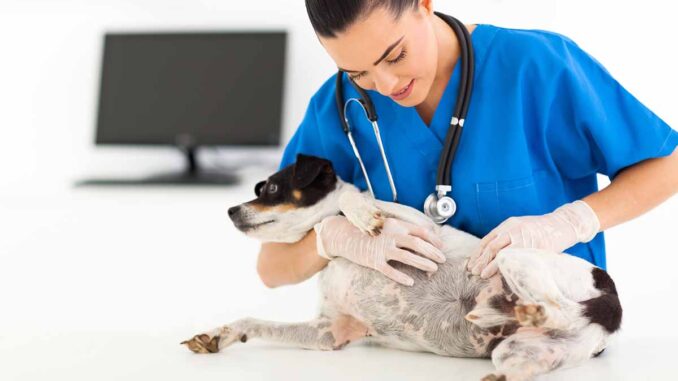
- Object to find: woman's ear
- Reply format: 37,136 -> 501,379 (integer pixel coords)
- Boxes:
418,0 -> 434,16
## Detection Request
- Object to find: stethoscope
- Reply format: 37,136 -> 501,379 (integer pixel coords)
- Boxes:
335,12 -> 474,224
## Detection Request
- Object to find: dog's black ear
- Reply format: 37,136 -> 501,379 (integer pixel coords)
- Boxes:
254,180 -> 266,197
292,154 -> 333,189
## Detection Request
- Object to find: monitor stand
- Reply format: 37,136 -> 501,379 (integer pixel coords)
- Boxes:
75,146 -> 240,186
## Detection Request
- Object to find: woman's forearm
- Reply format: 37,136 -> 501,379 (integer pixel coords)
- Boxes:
583,148 -> 678,231
256,229 -> 330,288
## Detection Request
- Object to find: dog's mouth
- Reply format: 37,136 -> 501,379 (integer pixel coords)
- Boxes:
236,219 -> 276,231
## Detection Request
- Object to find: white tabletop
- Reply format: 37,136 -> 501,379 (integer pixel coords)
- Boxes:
1,165 -> 676,381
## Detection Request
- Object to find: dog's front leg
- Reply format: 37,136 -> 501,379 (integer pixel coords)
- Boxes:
182,314 -> 369,353
338,191 -> 441,236
338,191 -> 386,236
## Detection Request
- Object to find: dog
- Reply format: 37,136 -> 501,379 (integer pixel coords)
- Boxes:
182,154 -> 622,381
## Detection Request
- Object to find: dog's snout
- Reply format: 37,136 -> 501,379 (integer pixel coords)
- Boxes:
228,205 -> 241,219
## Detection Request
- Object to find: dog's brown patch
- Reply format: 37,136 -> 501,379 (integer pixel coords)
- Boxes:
514,304 -> 547,327
292,189 -> 302,201
249,202 -> 298,212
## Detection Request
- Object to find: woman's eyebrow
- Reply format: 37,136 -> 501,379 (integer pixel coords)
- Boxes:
372,35 -> 405,65
338,35 -> 405,73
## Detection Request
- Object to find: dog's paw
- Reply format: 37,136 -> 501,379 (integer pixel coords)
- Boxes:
339,192 -> 385,236
481,374 -> 506,381
181,333 -> 221,354
181,326 -> 246,354
348,209 -> 384,236
514,304 -> 546,327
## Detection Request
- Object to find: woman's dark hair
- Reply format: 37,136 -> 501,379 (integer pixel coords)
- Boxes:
305,0 -> 419,38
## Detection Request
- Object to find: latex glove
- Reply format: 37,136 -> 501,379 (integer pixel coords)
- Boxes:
314,215 -> 446,286
466,200 -> 600,279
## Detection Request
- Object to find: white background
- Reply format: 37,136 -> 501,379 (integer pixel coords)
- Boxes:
0,0 -> 676,380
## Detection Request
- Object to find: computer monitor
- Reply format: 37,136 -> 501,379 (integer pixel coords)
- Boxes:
85,31 -> 286,185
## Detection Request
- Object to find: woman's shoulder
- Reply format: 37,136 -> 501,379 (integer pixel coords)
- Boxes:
487,23 -> 578,49
481,23 -> 586,66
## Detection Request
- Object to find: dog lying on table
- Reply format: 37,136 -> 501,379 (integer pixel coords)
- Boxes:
182,154 -> 622,381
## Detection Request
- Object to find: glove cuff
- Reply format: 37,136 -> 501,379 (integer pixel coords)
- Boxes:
555,200 -> 601,243
313,222 -> 334,260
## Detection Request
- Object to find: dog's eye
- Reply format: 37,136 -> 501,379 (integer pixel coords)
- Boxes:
268,183 -> 278,194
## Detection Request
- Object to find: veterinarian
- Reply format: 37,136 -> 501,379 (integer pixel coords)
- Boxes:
257,0 -> 678,288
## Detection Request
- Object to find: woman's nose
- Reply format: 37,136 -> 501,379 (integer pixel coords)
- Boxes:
372,70 -> 399,96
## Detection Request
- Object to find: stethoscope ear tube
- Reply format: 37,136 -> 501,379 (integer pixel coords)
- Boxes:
336,71 -> 350,134
348,76 -> 378,122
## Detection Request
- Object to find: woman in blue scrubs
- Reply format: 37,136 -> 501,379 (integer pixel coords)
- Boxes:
256,0 -> 678,288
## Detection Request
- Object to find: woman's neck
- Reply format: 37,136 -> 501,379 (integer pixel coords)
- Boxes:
416,16 -> 475,125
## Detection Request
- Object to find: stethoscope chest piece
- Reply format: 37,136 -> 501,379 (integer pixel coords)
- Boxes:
424,193 -> 457,224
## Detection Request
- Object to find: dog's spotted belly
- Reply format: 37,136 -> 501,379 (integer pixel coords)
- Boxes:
318,256 -> 517,357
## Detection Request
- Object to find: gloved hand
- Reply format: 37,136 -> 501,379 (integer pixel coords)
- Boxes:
314,215 -> 446,286
466,200 -> 600,279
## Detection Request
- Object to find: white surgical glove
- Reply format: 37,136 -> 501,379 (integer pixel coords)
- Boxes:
466,200 -> 600,279
314,215 -> 446,286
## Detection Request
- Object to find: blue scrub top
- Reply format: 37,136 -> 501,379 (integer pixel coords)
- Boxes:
278,24 -> 678,270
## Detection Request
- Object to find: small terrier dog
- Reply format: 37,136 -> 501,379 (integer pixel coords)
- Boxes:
182,154 -> 622,381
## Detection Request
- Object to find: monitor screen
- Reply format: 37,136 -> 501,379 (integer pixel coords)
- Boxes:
95,31 -> 286,147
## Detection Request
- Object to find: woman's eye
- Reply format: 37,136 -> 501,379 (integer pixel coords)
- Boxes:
386,48 -> 407,65
268,183 -> 278,194
349,72 -> 366,81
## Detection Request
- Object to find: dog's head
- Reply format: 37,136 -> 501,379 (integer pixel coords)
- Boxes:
228,154 -> 346,243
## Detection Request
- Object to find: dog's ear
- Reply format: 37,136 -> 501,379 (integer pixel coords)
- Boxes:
292,154 -> 333,189
254,180 -> 266,197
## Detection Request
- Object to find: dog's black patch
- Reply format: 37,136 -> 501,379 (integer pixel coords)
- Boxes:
486,336 -> 505,354
484,323 -> 519,357
500,323 -> 519,337
251,154 -> 338,208
580,294 -> 622,333
591,267 -> 618,295
485,277 -> 520,321
488,294 -> 514,314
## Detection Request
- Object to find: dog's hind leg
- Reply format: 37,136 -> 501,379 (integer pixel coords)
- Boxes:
182,314 -> 370,353
482,325 -> 608,381
493,248 -> 593,331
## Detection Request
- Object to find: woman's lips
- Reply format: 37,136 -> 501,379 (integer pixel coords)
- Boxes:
391,79 -> 415,101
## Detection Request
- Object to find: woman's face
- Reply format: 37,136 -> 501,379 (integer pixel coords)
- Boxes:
318,4 -> 438,107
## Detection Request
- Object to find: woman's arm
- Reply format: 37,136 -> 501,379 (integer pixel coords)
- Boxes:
256,229 -> 329,288
467,148 -> 678,278
584,147 -> 678,231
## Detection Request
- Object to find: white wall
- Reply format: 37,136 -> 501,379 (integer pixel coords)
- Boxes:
1,0 -> 675,196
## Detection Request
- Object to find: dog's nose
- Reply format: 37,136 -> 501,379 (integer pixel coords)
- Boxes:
228,205 -> 241,219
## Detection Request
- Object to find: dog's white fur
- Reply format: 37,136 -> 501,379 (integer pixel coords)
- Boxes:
185,178 -> 619,381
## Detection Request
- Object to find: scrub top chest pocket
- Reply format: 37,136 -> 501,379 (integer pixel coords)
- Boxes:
474,172 -> 548,237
